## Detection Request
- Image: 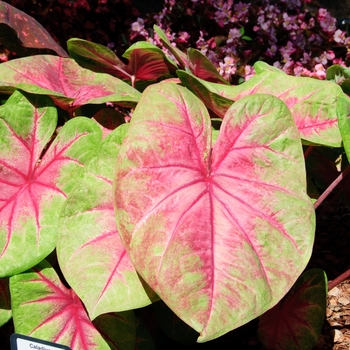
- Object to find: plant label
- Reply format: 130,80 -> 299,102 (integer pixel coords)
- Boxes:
10,333 -> 71,350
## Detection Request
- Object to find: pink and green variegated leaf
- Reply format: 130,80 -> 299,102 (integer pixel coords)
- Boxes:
187,48 -> 229,85
258,268 -> 327,350
58,124 -> 156,320
0,91 -> 102,277
0,55 -> 141,111
114,82 -> 315,342
153,25 -> 188,69
0,278 -> 11,326
177,70 -> 233,117
177,62 -> 343,147
0,1 -> 68,57
10,260 -> 136,350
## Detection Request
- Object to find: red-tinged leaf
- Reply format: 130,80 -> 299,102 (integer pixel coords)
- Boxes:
58,124 -> 156,320
258,268 -> 327,350
178,62 -> 343,147
10,260 -> 136,350
114,82 -> 315,342
0,1 -> 68,57
153,25 -> 188,69
122,41 -> 177,85
177,70 -> 233,117
67,38 -> 130,79
0,55 -> 141,111
0,278 -> 11,326
68,39 -> 176,90
92,109 -> 125,139
187,48 -> 229,85
0,91 -> 102,277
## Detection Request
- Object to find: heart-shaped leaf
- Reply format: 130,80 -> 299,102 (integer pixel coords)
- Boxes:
0,55 -> 141,112
0,1 -> 68,57
10,260 -> 136,350
58,124 -> 156,320
0,91 -> 102,277
178,63 -> 343,147
0,278 -> 11,326
258,268 -> 327,350
114,82 -> 315,342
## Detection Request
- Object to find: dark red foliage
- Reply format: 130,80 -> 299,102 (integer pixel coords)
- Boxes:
4,0 -> 146,55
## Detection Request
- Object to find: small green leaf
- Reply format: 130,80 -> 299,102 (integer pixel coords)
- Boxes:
58,124 -> 156,320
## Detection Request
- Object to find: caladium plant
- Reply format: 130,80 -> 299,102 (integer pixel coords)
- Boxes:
0,1 -> 350,349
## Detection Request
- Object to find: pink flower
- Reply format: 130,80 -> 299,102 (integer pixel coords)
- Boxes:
227,28 -> 242,44
334,29 -> 346,44
131,18 -> 144,32
177,31 -> 190,43
300,52 -> 311,64
333,57 -> 345,66
218,55 -> 236,80
317,8 -> 328,20
266,45 -> 277,58
314,63 -> 326,79
244,65 -> 256,80
314,50 -> 335,65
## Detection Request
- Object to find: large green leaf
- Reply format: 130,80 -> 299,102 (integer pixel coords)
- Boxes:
58,124 -> 156,320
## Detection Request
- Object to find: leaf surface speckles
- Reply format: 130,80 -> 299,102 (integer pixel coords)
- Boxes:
114,82 -> 315,341
58,124 -> 156,320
